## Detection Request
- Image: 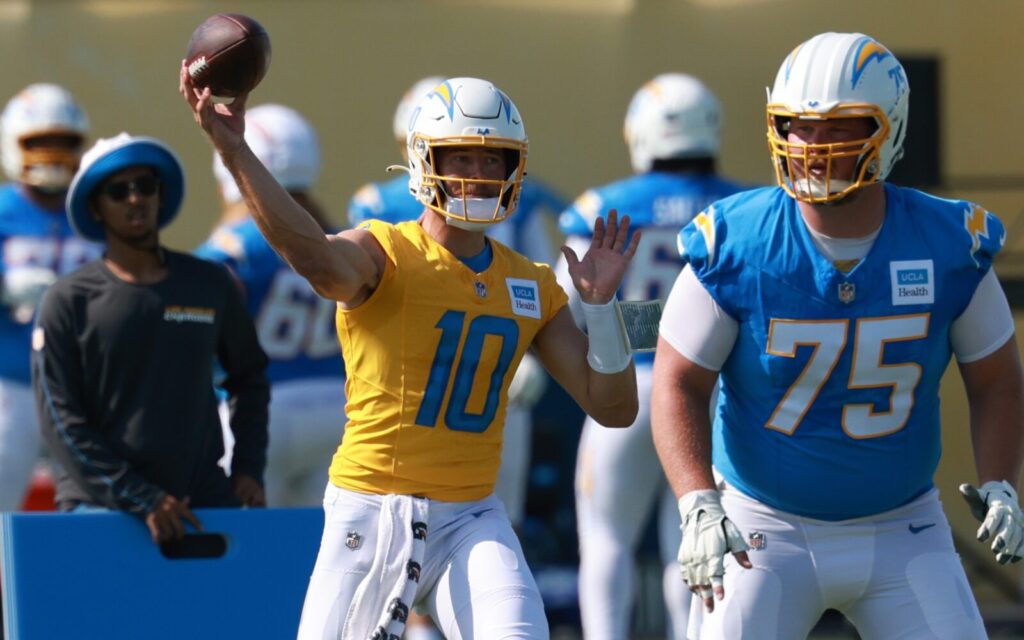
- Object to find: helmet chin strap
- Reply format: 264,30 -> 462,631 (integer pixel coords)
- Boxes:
793,177 -> 853,201
443,197 -> 504,230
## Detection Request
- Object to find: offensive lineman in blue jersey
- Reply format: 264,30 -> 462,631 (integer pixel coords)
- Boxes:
348,76 -> 566,531
197,104 -> 345,506
652,33 -> 1024,639
556,74 -> 744,640
0,84 -> 101,511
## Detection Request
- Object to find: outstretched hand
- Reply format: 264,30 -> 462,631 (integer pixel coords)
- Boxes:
559,209 -> 641,305
178,60 -> 248,155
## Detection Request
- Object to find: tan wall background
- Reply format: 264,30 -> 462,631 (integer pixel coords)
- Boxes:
4,0 -> 1024,605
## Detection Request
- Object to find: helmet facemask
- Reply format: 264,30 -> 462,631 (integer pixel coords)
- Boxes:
17,131 -> 86,192
411,135 -> 526,229
767,106 -> 889,204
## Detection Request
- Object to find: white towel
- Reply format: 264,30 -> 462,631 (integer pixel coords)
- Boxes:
342,494 -> 430,640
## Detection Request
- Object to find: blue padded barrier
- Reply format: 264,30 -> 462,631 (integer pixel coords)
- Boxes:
1,507 -> 323,639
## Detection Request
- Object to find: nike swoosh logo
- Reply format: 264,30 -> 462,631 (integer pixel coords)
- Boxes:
909,523 -> 936,534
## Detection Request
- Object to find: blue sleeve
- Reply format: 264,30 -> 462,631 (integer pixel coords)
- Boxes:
558,189 -> 603,236
195,227 -> 249,280
348,183 -> 385,228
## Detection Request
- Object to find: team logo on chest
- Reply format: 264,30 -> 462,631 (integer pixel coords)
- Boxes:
890,260 -> 934,306
506,278 -> 541,319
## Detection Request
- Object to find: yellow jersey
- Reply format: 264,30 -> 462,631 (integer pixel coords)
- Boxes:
329,220 -> 568,501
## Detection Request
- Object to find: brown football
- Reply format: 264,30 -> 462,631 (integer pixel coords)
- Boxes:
185,13 -> 271,99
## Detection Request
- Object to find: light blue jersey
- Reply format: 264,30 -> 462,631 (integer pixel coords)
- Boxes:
0,183 -> 101,382
347,174 -> 564,264
560,172 -> 744,364
680,183 -> 1004,520
196,218 -> 344,383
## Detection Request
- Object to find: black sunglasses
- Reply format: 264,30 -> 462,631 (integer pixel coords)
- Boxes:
102,175 -> 159,202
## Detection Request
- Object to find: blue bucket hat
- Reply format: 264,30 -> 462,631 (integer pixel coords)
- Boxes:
65,133 -> 185,242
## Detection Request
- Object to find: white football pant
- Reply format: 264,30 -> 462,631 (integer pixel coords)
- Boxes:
495,403 -> 532,529
0,380 -> 39,511
298,484 -> 549,639
690,486 -> 987,639
575,366 -> 690,640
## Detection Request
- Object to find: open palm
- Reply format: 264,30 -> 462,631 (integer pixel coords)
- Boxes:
560,209 -> 641,305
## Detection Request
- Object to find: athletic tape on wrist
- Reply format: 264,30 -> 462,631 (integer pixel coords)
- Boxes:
582,298 -> 632,374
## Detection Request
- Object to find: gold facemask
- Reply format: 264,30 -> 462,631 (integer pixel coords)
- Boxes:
766,104 -> 889,204
411,134 -> 528,226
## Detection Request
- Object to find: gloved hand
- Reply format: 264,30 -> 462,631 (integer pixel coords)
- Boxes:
960,480 -> 1024,564
507,352 -> 548,408
677,489 -> 751,611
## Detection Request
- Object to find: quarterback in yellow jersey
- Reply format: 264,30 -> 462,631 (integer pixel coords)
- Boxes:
182,71 -> 640,640
332,219 -> 566,502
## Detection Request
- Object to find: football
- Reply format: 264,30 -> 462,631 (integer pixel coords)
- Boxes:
185,13 -> 271,100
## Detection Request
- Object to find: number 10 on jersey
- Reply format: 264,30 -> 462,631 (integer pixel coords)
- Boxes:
415,311 -> 520,433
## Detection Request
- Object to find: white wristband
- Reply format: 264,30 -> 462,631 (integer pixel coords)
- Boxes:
582,298 -> 631,374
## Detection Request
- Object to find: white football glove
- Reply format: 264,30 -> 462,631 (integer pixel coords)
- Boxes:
507,352 -> 548,408
960,480 -> 1024,564
677,489 -> 749,598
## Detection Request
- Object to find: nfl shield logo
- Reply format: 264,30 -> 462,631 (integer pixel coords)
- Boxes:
838,282 -> 856,304
346,531 -> 362,550
475,281 -> 487,298
748,531 -> 767,550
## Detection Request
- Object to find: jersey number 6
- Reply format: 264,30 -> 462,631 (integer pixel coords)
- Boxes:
416,311 -> 520,433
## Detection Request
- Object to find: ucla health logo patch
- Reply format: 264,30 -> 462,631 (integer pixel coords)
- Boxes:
506,278 -> 541,319
890,260 -> 934,306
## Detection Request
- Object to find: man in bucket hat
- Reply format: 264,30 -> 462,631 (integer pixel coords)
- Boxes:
31,133 -> 270,545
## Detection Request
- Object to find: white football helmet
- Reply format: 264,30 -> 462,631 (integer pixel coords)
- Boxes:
214,104 -> 321,203
1,83 -> 89,191
405,77 -> 527,229
624,73 -> 721,173
393,76 -> 447,152
767,32 -> 910,204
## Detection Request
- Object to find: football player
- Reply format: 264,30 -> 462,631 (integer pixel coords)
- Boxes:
349,76 -> 567,531
0,84 -> 100,511
182,71 -> 641,639
557,73 -> 744,640
652,32 -> 1021,639
196,104 -> 345,506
